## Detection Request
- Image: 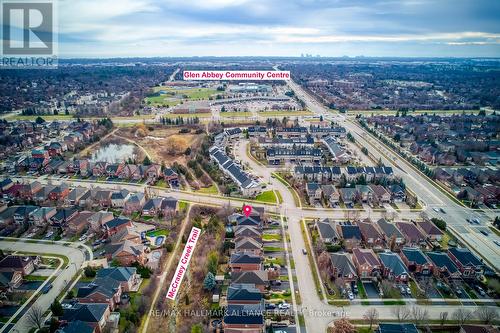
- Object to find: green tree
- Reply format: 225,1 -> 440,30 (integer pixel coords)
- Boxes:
207,250 -> 218,274
35,116 -> 45,124
50,299 -> 63,316
203,272 -> 216,291
143,156 -> 151,165
191,324 -> 203,333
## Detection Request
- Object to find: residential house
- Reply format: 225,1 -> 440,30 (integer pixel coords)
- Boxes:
66,211 -> 94,235
306,183 -> 322,202
448,247 -> 484,279
336,221 -> 362,251
376,323 -> 418,333
0,255 -> 39,275
416,220 -> 444,241
322,184 -> 340,206
66,187 -> 90,206
339,187 -> 358,206
390,185 -> 406,202
376,218 -> 405,249
230,253 -> 261,272
58,320 -> 96,333
77,276 -> 122,310
95,267 -> 142,292
48,183 -> 70,201
234,225 -> 262,240
352,248 -> 382,279
160,197 -> 178,216
231,271 -> 268,292
427,251 -> 461,279
223,303 -> 265,333
104,217 -> 132,236
316,219 -> 340,244
355,185 -> 373,203
123,193 -> 146,215
0,271 -> 23,291
234,237 -> 263,256
357,219 -> 385,250
94,190 -> 113,208
110,190 -> 130,208
51,207 -> 79,226
104,240 -> 147,266
29,206 -> 57,226
61,303 -> 110,333
329,253 -> 357,282
369,184 -> 391,204
227,283 -> 263,305
142,198 -> 164,217
395,222 -> 426,246
19,181 -> 42,199
33,185 -> 55,202
400,247 -> 434,275
88,211 -> 114,232
379,252 -> 409,282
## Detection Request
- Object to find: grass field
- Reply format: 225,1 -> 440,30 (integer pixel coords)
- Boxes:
255,190 -> 278,203
197,184 -> 218,194
162,112 -> 212,119
147,87 -> 218,106
6,114 -> 76,121
220,111 -> 252,117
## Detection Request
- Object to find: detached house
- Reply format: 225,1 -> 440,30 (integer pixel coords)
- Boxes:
104,240 -> 147,266
76,276 -> 122,311
427,252 -> 461,279
329,253 -> 357,282
352,248 -> 381,279
395,222 -> 426,246
336,221 -> 362,251
357,219 -> 385,250
448,247 -> 484,279
379,252 -> 408,282
316,219 -> 340,244
400,247 -> 433,276
230,253 -> 261,272
376,218 -> 405,248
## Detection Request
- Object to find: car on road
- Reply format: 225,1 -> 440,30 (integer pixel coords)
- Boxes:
493,240 -> 500,247
433,208 -> 440,213
472,218 -> 480,224
480,230 -> 489,236
302,249 -> 307,255
439,208 -> 446,214
42,283 -> 53,294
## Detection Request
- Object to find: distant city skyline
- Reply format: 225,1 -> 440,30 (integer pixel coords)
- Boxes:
45,0 -> 500,57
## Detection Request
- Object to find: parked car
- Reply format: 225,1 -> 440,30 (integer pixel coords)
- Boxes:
302,249 -> 307,255
347,291 -> 354,300
476,285 -> 486,296
265,303 -> 276,310
278,302 -> 290,310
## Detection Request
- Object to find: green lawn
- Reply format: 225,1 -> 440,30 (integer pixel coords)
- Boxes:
178,201 -> 189,212
263,233 -> 282,241
274,190 -> 283,204
220,111 -> 252,117
197,184 -> 218,194
263,246 -> 285,252
23,275 -> 47,281
146,229 -> 170,237
255,190 -> 278,204
147,87 -> 219,106
264,257 -> 285,266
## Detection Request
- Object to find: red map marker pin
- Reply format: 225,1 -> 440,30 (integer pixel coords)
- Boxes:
243,205 -> 252,217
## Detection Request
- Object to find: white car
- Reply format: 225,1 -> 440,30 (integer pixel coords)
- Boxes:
79,235 -> 87,242
348,292 -> 354,300
278,302 -> 290,310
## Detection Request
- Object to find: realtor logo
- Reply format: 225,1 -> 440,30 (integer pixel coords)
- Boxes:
2,1 -> 53,54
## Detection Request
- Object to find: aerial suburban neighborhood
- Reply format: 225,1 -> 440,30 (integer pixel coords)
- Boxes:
0,1 -> 499,333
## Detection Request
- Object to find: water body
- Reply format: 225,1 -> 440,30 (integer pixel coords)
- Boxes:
90,143 -> 136,163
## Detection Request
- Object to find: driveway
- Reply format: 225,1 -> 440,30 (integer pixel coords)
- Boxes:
363,282 -> 380,298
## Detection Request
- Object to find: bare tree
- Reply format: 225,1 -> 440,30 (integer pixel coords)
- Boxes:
475,307 -> 499,325
26,304 -> 45,331
392,305 -> 411,322
439,311 -> 449,326
328,318 -> 356,333
410,305 -> 429,325
452,308 -> 474,325
363,308 -> 379,330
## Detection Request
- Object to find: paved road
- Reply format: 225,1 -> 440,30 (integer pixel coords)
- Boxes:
0,240 -> 87,333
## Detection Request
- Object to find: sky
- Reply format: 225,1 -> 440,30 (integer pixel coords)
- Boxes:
50,0 -> 500,57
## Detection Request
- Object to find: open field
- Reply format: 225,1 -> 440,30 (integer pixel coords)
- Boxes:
146,86 -> 219,106
220,111 -> 252,118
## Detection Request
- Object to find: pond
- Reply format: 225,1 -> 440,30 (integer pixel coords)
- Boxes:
90,143 -> 136,163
